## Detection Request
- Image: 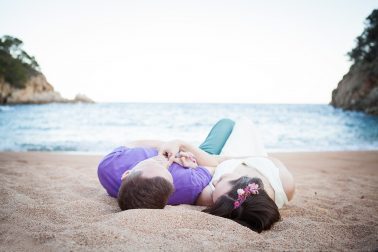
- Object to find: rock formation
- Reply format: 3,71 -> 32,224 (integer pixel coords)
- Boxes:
0,74 -> 94,104
331,9 -> 377,115
0,35 -> 94,105
331,58 -> 378,115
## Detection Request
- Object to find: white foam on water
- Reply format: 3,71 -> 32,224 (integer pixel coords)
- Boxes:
0,103 -> 377,152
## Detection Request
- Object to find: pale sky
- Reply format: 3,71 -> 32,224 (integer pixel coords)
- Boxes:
0,0 -> 377,103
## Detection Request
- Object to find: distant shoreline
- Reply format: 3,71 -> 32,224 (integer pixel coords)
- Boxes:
1,102 -> 331,105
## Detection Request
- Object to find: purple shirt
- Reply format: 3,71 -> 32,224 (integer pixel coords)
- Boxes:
97,146 -> 212,205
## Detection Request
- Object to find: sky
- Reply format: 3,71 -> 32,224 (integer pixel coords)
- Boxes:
0,0 -> 377,103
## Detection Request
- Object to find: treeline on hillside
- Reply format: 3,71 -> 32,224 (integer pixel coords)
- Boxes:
0,35 -> 41,88
331,9 -> 378,115
347,9 -> 377,64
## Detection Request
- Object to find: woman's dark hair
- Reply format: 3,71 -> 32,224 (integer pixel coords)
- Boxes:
118,171 -> 174,210
202,176 -> 281,233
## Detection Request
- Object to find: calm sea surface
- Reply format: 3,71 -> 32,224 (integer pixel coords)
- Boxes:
1,103 -> 377,153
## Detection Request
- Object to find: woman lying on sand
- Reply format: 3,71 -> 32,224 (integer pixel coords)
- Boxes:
98,117 -> 295,232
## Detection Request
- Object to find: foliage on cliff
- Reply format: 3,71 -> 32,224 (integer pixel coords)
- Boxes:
331,9 -> 378,115
348,10 -> 377,64
0,35 -> 40,89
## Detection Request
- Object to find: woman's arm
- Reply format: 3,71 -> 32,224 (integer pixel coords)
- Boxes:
269,157 -> 295,201
159,140 -> 226,167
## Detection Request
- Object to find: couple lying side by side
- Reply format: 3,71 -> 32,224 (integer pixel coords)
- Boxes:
97,118 -> 295,233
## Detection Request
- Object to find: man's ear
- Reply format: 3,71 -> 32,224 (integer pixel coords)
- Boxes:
121,170 -> 132,180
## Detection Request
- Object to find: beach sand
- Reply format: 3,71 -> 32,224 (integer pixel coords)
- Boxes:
0,151 -> 377,251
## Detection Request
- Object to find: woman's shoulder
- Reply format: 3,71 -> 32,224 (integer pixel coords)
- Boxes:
267,157 -> 295,201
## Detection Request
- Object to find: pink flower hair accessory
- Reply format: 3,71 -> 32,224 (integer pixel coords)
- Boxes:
233,182 -> 260,209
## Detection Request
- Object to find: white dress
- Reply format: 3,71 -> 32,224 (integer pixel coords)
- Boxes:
209,117 -> 289,209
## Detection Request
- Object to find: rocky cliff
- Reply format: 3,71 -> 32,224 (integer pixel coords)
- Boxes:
331,58 -> 378,115
0,74 -> 94,104
331,9 -> 378,115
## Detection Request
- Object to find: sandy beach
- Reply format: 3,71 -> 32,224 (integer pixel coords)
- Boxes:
0,151 -> 377,251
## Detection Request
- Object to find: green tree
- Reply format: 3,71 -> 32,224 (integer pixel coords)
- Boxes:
348,9 -> 378,63
0,35 -> 40,88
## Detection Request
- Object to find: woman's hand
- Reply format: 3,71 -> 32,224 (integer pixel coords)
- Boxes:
158,140 -> 182,165
159,139 -> 221,168
172,151 -> 198,169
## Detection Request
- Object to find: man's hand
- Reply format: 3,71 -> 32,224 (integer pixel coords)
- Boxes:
158,139 -> 223,168
172,151 -> 198,169
158,140 -> 182,167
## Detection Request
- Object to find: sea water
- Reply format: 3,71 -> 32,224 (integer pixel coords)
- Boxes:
1,103 -> 377,153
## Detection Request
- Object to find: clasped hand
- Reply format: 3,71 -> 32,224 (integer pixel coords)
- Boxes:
158,140 -> 198,169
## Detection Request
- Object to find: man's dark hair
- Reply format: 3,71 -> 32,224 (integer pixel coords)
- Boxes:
203,176 -> 281,233
118,171 -> 174,210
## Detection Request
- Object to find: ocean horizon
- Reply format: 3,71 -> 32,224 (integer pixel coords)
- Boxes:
1,103 -> 377,154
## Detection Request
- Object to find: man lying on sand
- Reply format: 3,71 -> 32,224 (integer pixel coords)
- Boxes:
98,119 -> 234,208
98,118 -> 295,232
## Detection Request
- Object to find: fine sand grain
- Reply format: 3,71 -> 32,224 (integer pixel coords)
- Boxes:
0,151 -> 377,251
